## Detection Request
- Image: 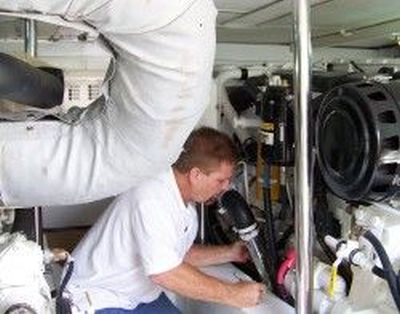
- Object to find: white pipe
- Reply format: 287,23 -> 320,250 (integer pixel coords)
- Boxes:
34,206 -> 41,244
284,263 -> 345,314
324,235 -> 339,252
200,203 -> 205,245
237,161 -> 250,203
221,98 -> 261,130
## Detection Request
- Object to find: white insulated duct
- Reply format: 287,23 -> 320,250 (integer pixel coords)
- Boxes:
0,0 -> 217,206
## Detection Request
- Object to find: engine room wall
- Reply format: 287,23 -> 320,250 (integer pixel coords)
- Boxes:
42,198 -> 113,229
215,43 -> 400,65
0,39 -> 397,69
0,39 -> 109,70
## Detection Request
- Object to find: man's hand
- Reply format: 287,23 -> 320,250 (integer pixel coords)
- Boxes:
228,281 -> 265,308
151,262 -> 266,309
229,241 -> 250,263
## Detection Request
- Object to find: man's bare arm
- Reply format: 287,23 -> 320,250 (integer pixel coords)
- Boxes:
150,262 -> 263,308
184,242 -> 249,267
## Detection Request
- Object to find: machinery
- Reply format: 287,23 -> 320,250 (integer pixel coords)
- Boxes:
198,64 -> 400,313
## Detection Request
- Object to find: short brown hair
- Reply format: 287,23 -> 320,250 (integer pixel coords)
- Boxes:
173,127 -> 238,173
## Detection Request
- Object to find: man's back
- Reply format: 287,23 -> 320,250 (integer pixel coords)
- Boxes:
66,169 -> 198,311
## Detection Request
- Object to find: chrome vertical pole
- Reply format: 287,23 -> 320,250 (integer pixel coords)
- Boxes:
25,19 -> 40,244
293,0 -> 313,313
34,206 -> 42,245
24,19 -> 37,57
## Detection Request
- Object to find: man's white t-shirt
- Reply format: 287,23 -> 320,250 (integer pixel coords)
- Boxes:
66,169 -> 198,311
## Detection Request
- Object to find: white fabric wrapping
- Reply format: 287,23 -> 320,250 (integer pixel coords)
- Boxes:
0,233 -> 51,313
0,0 -> 216,206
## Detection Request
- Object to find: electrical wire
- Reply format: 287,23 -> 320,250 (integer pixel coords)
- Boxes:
363,230 -> 400,312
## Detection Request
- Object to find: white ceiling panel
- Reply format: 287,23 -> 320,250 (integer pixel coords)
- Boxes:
0,0 -> 399,49
218,0 -> 328,27
214,0 -> 276,13
220,0 -> 290,27
215,0 -> 400,48
313,18 -> 400,47
217,26 -> 292,44
216,13 -> 240,25
311,0 -> 400,28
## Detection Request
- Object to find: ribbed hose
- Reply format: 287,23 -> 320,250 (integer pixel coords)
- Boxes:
0,53 -> 63,108
363,230 -> 400,312
221,189 -> 277,291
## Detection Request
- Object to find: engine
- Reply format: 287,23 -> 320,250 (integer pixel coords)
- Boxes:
205,64 -> 400,313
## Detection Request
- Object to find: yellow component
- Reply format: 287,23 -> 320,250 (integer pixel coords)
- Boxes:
260,122 -> 274,132
256,124 -> 281,202
328,259 -> 341,299
270,166 -> 280,202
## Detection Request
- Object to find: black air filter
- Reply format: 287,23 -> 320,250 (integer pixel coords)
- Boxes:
316,81 -> 400,201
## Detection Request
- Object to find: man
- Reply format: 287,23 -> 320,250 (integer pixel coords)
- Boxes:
65,127 -> 265,313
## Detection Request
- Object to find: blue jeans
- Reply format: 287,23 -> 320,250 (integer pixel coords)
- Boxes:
95,293 -> 181,314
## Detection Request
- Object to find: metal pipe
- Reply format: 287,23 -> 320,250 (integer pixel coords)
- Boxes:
293,0 -> 313,312
237,161 -> 250,203
34,206 -> 41,245
24,20 -> 41,246
200,203 -> 205,244
24,19 -> 37,57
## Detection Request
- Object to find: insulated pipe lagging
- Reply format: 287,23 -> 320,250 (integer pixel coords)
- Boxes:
0,53 -> 63,109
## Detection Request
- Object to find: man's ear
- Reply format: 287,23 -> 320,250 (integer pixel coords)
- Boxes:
189,167 -> 203,183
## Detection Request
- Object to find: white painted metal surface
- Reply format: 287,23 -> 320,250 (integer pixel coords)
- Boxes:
171,263 -> 295,314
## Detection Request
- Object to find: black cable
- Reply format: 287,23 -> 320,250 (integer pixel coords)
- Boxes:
372,265 -> 385,279
276,225 -> 294,251
56,260 -> 74,314
398,270 -> 400,300
363,230 -> 400,312
262,167 -> 279,294
276,284 -> 295,306
350,60 -> 365,73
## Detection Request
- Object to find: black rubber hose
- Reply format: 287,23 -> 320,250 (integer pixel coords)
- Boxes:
398,270 -> 400,300
0,53 -> 63,108
220,189 -> 278,292
350,60 -> 365,73
56,259 -> 74,314
372,266 -> 385,279
220,189 -> 256,230
262,186 -> 279,292
276,225 -> 294,251
363,230 -> 400,312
